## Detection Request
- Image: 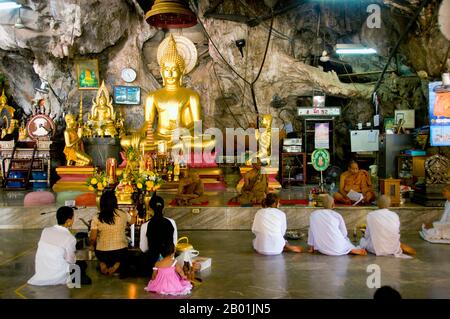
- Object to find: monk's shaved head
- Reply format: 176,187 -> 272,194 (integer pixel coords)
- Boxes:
377,195 -> 391,209
322,194 -> 334,209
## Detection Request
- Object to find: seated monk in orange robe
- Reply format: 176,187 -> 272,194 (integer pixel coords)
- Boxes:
231,160 -> 268,205
175,171 -> 208,206
334,161 -> 376,205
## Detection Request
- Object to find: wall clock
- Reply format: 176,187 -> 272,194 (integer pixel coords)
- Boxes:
121,68 -> 137,83
26,114 -> 56,140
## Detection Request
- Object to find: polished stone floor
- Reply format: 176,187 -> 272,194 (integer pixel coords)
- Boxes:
1,229 -> 449,299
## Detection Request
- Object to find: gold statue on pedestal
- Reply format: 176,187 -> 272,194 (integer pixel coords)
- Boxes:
0,89 -> 15,117
115,170 -> 135,204
63,114 -> 92,166
0,89 -> 17,138
120,34 -> 212,152
87,81 -> 117,137
246,114 -> 273,166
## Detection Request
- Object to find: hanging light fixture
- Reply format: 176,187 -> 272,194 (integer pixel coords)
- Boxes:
0,1 -> 21,10
335,44 -> 377,55
145,0 -> 197,29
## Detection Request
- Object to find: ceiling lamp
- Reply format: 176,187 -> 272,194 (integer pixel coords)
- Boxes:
145,0 -> 197,29
335,44 -> 377,55
14,16 -> 24,28
0,1 -> 21,10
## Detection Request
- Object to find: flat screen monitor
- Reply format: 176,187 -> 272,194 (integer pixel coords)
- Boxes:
429,81 -> 450,146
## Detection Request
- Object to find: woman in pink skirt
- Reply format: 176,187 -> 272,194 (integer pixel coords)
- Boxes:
144,241 -> 192,295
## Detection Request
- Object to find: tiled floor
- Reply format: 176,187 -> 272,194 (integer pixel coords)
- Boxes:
1,229 -> 449,299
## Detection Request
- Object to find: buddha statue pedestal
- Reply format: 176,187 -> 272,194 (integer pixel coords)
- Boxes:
52,166 -> 96,192
83,137 -> 121,169
237,166 -> 282,192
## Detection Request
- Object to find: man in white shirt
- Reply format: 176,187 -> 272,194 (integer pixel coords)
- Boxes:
308,195 -> 367,256
360,195 -> 415,256
421,185 -> 450,241
252,193 -> 302,255
28,206 -> 91,286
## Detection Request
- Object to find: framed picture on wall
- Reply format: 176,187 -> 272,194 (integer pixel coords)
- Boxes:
113,86 -> 141,105
75,59 -> 100,90
395,109 -> 415,129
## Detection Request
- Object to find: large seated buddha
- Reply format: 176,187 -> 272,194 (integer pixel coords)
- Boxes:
120,34 -> 212,153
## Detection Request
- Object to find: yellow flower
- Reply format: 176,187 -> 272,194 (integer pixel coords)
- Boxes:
137,182 -> 143,189
97,183 -> 104,191
91,178 -> 98,185
88,185 -> 95,191
103,181 -> 107,187
146,181 -> 154,189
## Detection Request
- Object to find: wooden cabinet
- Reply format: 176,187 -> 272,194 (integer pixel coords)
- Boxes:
397,155 -> 427,185
281,152 -> 306,187
379,178 -> 401,206
0,140 -> 52,188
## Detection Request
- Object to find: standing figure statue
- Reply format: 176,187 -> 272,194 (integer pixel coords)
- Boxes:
63,114 -> 92,166
246,114 -> 273,166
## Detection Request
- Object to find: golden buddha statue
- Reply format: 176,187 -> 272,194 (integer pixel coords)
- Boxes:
120,34 -> 212,152
0,89 -> 17,137
63,114 -> 92,166
115,170 -> 135,204
246,114 -> 273,166
87,81 -> 117,137
18,121 -> 28,141
0,89 -> 15,117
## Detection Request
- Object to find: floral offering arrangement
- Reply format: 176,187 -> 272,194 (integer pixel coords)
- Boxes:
132,170 -> 163,192
86,170 -> 107,191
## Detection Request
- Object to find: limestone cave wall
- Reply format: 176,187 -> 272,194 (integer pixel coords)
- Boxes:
0,0 -> 448,165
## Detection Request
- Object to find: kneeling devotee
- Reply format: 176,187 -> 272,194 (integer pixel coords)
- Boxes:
28,206 -> 91,286
421,184 -> 450,241
308,195 -> 367,256
231,159 -> 268,205
175,171 -> 208,206
334,160 -> 376,205
252,193 -> 303,255
360,195 -> 416,256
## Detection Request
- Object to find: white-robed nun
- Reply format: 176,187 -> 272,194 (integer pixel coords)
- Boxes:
307,195 -> 366,256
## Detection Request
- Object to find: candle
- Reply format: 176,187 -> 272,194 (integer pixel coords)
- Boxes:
78,92 -> 83,122
130,223 -> 135,248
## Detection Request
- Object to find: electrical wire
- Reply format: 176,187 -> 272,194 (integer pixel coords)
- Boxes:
211,62 -> 244,129
372,0 -> 432,98
192,2 -> 274,127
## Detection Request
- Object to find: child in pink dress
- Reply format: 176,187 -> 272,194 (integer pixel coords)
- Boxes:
144,241 -> 192,295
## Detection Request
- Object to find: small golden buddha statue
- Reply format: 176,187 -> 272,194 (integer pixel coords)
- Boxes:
246,114 -> 273,166
0,89 -> 15,117
18,121 -> 28,141
87,81 -> 117,137
115,170 -> 135,204
63,114 -> 92,166
120,34 -> 213,152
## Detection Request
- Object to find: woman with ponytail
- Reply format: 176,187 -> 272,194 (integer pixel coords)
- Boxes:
139,194 -> 178,275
